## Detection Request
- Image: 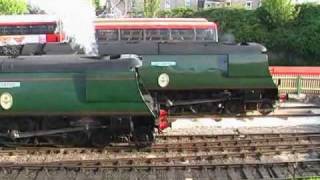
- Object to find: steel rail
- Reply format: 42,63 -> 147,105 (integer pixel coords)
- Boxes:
0,159 -> 320,180
0,133 -> 318,156
155,132 -> 320,141
168,112 -> 320,120
0,159 -> 317,180
1,154 -> 319,168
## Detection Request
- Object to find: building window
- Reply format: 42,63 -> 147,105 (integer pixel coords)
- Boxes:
246,0 -> 253,9
226,0 -> 231,7
204,1 -> 222,9
185,0 -> 191,7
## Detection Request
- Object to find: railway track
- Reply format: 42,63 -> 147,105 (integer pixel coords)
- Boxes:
0,133 -> 318,179
0,110 -> 318,179
0,132 -> 318,155
0,157 -> 318,179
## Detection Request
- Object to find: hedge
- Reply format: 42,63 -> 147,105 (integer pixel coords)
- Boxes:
159,4 -> 320,65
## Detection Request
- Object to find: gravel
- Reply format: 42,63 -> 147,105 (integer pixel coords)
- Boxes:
164,116 -> 320,135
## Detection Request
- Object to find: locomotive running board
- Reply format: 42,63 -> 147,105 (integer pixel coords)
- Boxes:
4,126 -> 107,139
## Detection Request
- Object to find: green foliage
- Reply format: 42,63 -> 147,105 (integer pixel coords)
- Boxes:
257,0 -> 299,28
159,8 -> 195,18
159,4 -> 320,65
295,3 -> 320,25
90,0 -> 101,11
0,0 -> 27,15
195,9 -> 257,31
144,0 -> 161,17
93,0 -> 100,8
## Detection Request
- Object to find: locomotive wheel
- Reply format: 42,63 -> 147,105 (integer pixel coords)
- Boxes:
258,99 -> 273,115
44,132 -> 89,147
90,130 -> 113,147
64,132 -> 89,146
224,101 -> 244,115
11,118 -> 38,145
133,126 -> 154,147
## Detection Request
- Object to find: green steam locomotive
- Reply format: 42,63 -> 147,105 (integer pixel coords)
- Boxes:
0,50 -> 277,146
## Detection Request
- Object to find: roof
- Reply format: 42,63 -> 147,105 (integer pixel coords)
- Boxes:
0,15 -> 57,26
95,21 -> 217,30
0,15 -> 216,30
95,18 -> 209,23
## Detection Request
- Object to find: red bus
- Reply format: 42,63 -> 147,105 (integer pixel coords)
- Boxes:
95,18 -> 219,55
0,15 -> 65,56
0,16 -> 264,56
95,19 -> 218,42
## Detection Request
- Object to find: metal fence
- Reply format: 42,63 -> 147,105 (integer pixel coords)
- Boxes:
272,75 -> 320,94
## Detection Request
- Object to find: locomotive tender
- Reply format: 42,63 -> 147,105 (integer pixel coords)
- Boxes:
0,54 -> 156,146
139,52 -> 278,115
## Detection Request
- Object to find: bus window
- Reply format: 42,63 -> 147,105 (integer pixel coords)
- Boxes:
97,29 -> 118,41
0,27 -> 5,35
30,25 -> 44,34
47,25 -> 56,33
120,29 -> 144,41
18,26 -> 28,34
171,29 -> 194,41
1,26 -> 11,35
196,29 -> 216,41
145,29 -> 170,41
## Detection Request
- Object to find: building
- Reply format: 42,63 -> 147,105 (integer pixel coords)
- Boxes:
98,0 -> 143,17
161,0 -> 199,9
293,0 -> 320,4
97,0 -> 319,17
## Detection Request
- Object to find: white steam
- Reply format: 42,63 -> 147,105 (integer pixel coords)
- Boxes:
28,0 -> 99,56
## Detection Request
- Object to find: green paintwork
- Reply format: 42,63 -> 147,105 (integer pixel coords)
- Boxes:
228,54 -> 270,77
86,71 -> 142,102
0,71 -> 153,116
139,54 -> 276,90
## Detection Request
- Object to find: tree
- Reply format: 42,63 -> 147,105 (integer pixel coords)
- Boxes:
92,0 -> 100,9
144,0 -> 160,17
257,0 -> 299,28
0,0 -> 27,15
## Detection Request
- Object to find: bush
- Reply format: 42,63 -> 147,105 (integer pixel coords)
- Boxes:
0,0 -> 27,15
159,8 -> 195,17
257,0 -> 299,28
160,5 -> 320,65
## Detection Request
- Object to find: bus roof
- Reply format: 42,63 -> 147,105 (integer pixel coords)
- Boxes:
95,18 -> 209,23
0,15 -> 216,30
95,21 -> 217,30
0,15 -> 57,26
